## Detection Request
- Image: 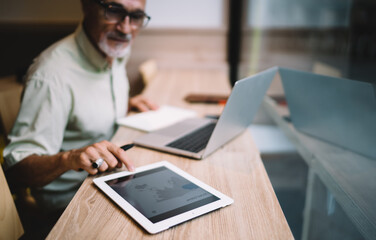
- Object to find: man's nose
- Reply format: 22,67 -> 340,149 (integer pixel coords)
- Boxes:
117,16 -> 132,34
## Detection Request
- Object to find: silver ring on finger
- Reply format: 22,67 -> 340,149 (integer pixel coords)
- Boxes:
92,158 -> 104,169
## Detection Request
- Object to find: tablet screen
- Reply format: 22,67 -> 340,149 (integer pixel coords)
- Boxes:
105,166 -> 220,223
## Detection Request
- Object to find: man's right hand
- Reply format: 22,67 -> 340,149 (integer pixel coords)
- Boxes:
64,140 -> 135,175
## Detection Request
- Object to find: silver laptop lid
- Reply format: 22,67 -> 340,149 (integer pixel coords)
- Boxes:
280,67 -> 376,159
203,67 -> 278,158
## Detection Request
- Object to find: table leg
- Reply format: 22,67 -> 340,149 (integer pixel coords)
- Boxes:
302,169 -> 364,240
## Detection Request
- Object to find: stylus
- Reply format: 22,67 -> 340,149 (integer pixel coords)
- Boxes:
79,144 -> 135,171
121,143 -> 135,151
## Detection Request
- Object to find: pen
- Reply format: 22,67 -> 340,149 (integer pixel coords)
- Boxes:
120,143 -> 135,151
91,144 -> 135,169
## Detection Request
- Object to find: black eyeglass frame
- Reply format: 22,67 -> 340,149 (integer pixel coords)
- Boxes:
94,0 -> 151,28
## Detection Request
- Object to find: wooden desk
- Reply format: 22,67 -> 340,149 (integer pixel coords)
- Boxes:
262,96 -> 376,240
47,69 -> 293,239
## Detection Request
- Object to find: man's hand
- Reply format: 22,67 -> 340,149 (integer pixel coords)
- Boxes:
64,140 -> 135,175
129,94 -> 159,112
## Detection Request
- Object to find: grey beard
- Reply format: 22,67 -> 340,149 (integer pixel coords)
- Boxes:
98,33 -> 132,58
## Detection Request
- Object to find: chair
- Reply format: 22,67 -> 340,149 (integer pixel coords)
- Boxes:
139,59 -> 158,85
0,75 -> 37,239
0,75 -> 23,139
0,164 -> 24,240
126,59 -> 158,97
0,75 -> 23,164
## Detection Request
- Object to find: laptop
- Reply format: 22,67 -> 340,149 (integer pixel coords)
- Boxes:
279,67 -> 376,159
134,67 -> 278,159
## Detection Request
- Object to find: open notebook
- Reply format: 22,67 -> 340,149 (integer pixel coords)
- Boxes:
117,105 -> 197,132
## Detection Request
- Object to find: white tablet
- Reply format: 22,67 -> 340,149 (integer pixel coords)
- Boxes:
93,161 -> 234,234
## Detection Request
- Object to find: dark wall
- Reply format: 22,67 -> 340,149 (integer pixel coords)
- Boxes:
0,22 -> 144,96
0,23 -> 78,81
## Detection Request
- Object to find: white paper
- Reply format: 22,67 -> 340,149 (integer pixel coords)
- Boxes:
116,105 -> 197,132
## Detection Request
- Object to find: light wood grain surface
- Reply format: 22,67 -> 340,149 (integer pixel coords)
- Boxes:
47,69 -> 293,240
0,165 -> 24,240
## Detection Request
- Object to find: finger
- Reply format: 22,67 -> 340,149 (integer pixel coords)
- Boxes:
90,141 -> 116,166
135,101 -> 150,112
143,98 -> 159,110
97,160 -> 109,172
82,146 -> 102,174
116,161 -> 122,168
107,143 -> 135,171
99,151 -> 119,170
80,158 -> 98,175
130,95 -> 158,112
91,158 -> 103,168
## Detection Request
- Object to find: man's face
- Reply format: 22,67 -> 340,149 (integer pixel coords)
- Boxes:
83,0 -> 147,58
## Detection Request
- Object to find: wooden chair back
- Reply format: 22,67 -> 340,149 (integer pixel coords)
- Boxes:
0,75 -> 23,138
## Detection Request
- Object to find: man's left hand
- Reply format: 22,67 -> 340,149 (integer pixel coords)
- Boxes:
129,94 -> 159,112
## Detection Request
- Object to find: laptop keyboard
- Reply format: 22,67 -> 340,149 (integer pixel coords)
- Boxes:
166,122 -> 217,153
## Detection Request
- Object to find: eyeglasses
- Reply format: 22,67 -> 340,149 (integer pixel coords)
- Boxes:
94,0 -> 151,28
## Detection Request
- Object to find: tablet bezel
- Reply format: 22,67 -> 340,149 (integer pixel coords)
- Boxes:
93,161 -> 234,234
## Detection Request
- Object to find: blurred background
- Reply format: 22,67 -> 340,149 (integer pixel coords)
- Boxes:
0,0 -> 374,239
1,0 -> 374,83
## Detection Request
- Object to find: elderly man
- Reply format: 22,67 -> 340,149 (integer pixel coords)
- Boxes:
3,0 -> 155,236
